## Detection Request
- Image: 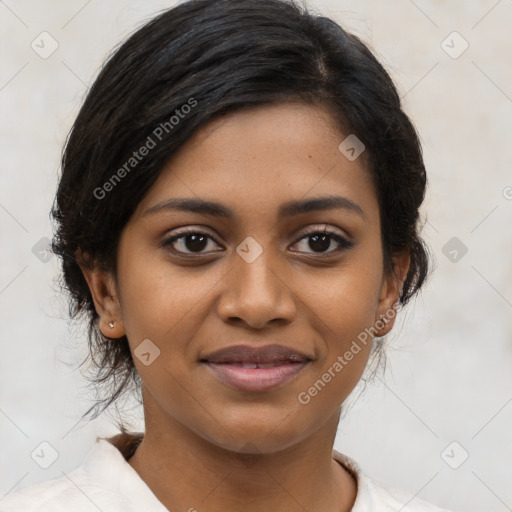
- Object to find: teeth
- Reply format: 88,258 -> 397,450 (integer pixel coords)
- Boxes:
238,362 -> 279,369
229,361 -> 298,368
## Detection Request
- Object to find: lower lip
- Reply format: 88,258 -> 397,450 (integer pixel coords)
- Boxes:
204,362 -> 309,392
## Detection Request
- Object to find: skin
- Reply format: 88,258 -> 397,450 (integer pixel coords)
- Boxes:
81,102 -> 409,512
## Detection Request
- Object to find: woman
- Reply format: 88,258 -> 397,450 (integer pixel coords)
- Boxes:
1,0 -> 451,510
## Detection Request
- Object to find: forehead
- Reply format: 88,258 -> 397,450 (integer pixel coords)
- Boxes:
133,102 -> 379,225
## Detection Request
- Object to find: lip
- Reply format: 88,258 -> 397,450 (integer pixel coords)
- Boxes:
201,344 -> 312,392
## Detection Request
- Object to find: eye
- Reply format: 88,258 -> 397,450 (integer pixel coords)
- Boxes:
161,225 -> 353,258
290,226 -> 353,255
161,228 -> 223,255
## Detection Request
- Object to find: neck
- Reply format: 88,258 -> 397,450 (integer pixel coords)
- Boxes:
125,410 -> 356,512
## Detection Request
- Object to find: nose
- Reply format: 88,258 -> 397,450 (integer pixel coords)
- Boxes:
216,251 -> 297,330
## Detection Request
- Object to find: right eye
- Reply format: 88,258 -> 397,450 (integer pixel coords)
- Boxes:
161,229 -> 224,256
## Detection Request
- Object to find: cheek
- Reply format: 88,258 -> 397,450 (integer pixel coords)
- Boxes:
115,237 -> 215,343
298,253 -> 384,395
310,291 -> 375,387
294,293 -> 376,418
304,254 -> 383,339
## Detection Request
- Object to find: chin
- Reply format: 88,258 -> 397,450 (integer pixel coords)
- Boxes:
195,411 -> 313,456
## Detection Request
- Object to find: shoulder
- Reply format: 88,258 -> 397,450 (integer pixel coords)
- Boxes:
0,467 -> 101,512
333,451 -> 453,512
0,434 -> 143,512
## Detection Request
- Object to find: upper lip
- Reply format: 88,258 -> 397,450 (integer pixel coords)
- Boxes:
201,344 -> 313,364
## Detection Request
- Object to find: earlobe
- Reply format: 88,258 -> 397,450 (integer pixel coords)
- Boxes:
78,258 -> 126,339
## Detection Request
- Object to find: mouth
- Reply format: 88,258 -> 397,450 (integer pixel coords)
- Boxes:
200,344 -> 313,392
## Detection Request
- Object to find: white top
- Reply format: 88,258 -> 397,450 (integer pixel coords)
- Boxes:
1,435 -> 451,511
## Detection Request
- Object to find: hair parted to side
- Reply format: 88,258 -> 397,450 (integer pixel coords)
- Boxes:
51,0 -> 430,425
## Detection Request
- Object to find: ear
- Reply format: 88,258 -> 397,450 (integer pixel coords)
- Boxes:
374,250 -> 410,337
78,253 -> 126,339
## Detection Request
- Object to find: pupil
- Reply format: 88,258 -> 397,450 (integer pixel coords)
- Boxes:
186,234 -> 207,252
309,234 -> 330,252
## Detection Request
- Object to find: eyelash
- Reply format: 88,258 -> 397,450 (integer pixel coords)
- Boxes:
161,225 -> 354,258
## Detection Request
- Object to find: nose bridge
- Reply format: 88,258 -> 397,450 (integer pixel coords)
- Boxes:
217,240 -> 296,327
237,247 -> 280,295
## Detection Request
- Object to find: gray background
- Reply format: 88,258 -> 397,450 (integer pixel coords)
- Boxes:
1,1 -> 511,511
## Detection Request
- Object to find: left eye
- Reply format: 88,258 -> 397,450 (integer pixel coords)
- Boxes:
290,229 -> 353,255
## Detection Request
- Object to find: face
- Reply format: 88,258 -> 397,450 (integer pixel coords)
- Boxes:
83,102 -> 407,454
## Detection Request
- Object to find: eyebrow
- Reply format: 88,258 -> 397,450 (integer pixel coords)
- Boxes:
143,195 -> 366,220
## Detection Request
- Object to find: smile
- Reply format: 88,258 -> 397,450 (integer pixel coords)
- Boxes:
201,344 -> 312,392
204,361 -> 309,392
